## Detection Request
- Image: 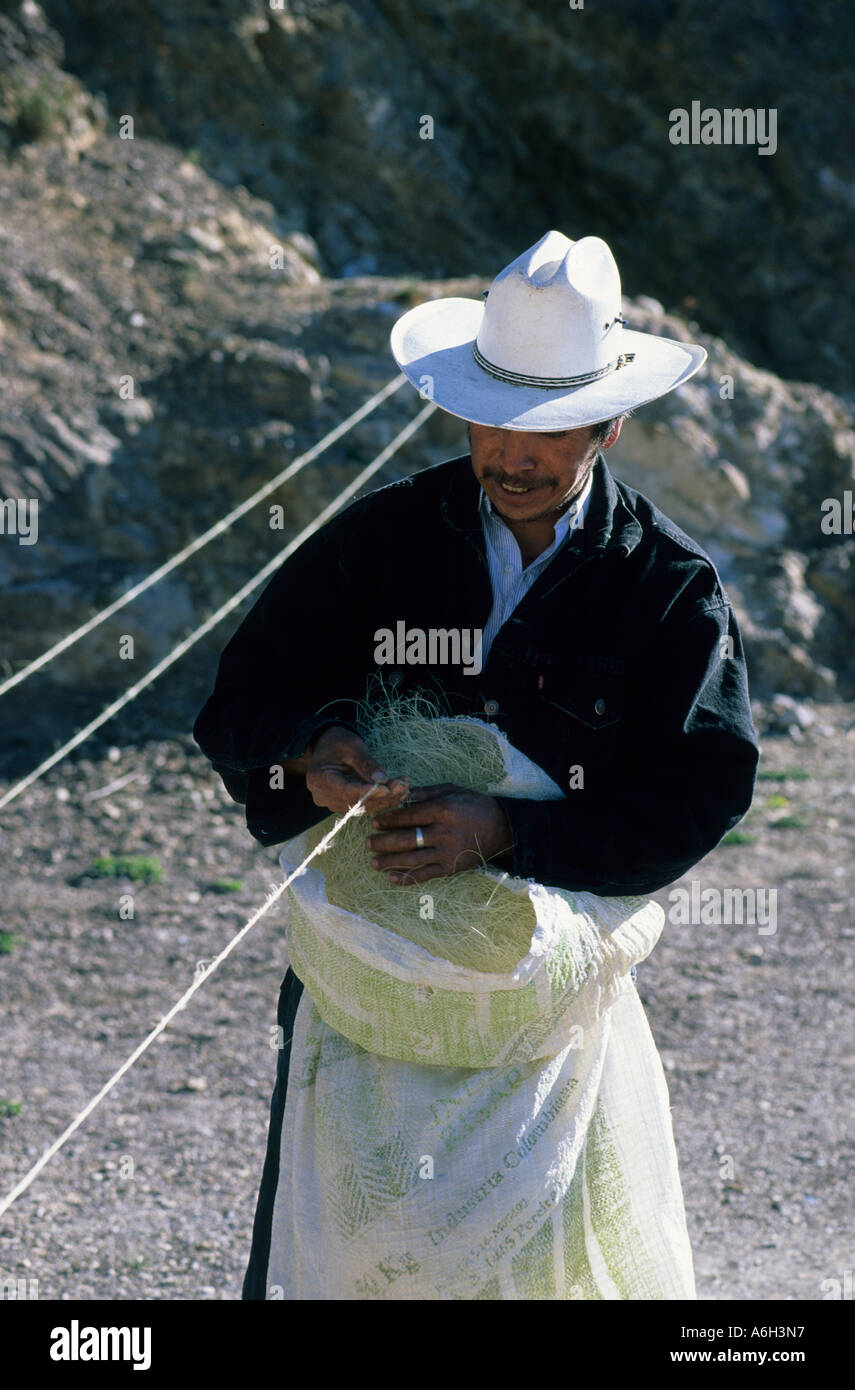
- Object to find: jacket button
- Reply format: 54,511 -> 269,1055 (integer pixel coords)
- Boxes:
594,697 -> 607,716
484,699 -> 500,717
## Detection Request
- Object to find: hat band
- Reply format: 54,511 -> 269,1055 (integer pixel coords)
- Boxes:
472,341 -> 636,389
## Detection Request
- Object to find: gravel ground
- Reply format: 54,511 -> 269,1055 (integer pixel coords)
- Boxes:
0,697 -> 852,1301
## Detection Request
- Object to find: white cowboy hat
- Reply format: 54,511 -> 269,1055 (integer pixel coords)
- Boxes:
390,230 -> 707,431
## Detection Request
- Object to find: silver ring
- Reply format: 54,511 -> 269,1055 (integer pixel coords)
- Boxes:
414,826 -> 425,850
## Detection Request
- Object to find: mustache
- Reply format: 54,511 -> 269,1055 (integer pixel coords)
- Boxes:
483,472 -> 554,488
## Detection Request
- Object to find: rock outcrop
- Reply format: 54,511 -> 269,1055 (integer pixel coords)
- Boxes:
0,0 -> 853,759
13,0 -> 853,397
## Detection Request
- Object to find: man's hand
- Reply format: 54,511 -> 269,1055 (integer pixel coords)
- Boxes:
305,725 -> 410,814
365,783 -> 514,884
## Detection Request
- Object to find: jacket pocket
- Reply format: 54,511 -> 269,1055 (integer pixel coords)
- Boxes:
541,657 -> 625,730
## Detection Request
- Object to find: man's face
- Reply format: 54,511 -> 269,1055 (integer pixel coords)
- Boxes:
468,422 -> 609,525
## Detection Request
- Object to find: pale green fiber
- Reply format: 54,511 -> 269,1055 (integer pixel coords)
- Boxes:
305,689 -> 536,973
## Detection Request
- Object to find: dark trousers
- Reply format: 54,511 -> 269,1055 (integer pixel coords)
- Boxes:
242,967 -> 305,1300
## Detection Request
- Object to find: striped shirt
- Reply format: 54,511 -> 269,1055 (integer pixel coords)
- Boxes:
477,470 -> 593,666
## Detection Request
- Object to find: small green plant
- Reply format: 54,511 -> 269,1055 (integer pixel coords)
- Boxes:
0,1099 -> 23,1118
756,768 -> 809,781
391,280 -> 426,307
9,76 -> 71,143
208,877 -> 244,894
722,829 -> 756,846
764,794 -> 790,810
89,855 -> 163,884
178,267 -> 205,302
0,931 -> 21,955
770,815 -> 808,831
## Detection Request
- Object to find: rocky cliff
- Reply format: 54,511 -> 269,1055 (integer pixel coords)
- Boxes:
17,0 -> 854,395
0,0 -> 853,765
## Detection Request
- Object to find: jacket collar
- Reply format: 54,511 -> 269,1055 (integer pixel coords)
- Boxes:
439,452 -> 643,558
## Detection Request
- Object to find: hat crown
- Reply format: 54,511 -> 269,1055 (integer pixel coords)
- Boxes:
476,231 -> 625,380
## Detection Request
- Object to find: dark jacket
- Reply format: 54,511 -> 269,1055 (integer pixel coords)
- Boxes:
193,451 -> 759,896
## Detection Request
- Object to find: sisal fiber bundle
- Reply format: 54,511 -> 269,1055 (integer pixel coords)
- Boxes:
303,689 -> 538,973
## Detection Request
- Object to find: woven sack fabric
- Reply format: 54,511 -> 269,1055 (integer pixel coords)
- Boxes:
269,720 -> 696,1300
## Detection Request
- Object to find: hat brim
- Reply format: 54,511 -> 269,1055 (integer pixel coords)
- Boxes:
390,297 -> 707,430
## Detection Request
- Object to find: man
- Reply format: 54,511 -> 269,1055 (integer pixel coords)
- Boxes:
194,230 -> 759,1298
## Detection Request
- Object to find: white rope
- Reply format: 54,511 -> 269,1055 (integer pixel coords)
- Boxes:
0,401 -> 436,811
0,375 -> 407,699
0,787 -> 379,1219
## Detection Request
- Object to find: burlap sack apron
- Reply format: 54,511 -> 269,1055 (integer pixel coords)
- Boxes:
268,721 -> 696,1300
